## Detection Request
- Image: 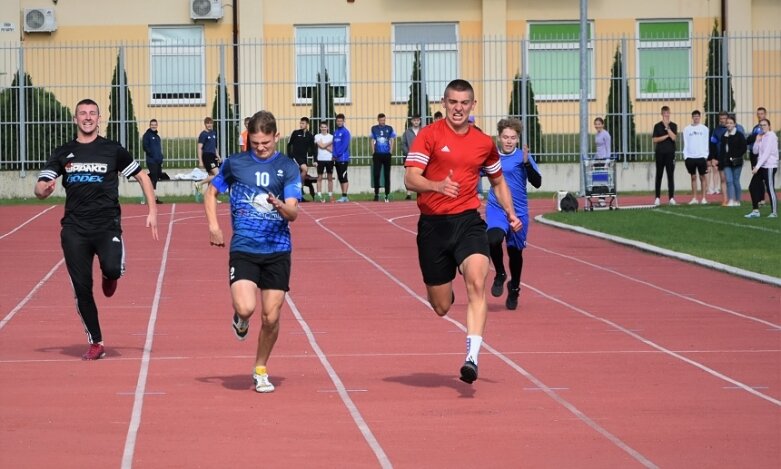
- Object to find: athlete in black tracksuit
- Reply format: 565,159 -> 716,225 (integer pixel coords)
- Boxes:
35,99 -> 159,360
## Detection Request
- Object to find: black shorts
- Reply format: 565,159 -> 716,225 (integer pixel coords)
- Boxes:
335,162 -> 349,183
316,160 -> 334,175
292,153 -> 308,167
229,251 -> 291,291
202,152 -> 220,172
416,210 -> 488,286
685,158 -> 708,176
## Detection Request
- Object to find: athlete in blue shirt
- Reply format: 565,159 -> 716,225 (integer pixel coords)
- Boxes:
486,118 -> 542,310
370,112 -> 396,201
204,110 -> 302,393
333,113 -> 352,202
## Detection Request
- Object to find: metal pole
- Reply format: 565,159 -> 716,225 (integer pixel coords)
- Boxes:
219,45 -> 227,158
419,44 -> 427,122
319,43 -> 326,124
520,39 -> 528,149
119,46 -> 126,149
578,0 -> 588,196
721,33 -> 729,111
18,47 -> 26,177
620,37 -> 629,168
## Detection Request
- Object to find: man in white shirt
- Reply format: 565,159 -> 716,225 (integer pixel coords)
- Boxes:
682,110 -> 710,204
314,122 -> 335,203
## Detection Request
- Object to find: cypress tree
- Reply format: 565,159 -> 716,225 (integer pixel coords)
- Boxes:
311,70 -> 336,132
106,53 -> 140,157
406,50 -> 431,127
508,73 -> 544,159
704,20 -> 735,131
210,74 -> 239,156
604,46 -> 637,159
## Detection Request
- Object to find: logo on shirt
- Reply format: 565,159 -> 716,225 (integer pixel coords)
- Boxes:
112,237 -> 120,242
277,169 -> 284,178
440,145 -> 451,152
66,153 -> 76,159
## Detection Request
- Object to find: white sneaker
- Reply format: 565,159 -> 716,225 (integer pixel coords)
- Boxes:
688,198 -> 698,205
744,210 -> 760,219
700,198 -> 709,205
769,213 -> 778,218
730,200 -> 741,207
669,198 -> 677,206
253,372 -> 275,393
654,198 -> 661,206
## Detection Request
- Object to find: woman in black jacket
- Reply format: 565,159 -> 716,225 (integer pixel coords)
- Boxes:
719,115 -> 747,207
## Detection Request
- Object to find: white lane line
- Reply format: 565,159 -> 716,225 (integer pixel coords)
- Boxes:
1,259 -> 64,332
0,205 -> 57,240
526,234 -> 781,329
524,282 -> 781,407
285,294 -> 392,469
121,204 -> 177,469
535,215 -> 781,287
311,211 -> 658,469
655,208 -> 781,234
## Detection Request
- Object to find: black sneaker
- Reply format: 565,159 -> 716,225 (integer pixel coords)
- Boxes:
506,285 -> 520,310
459,360 -> 478,384
102,276 -> 117,298
490,273 -> 506,297
373,194 -> 380,202
232,312 -> 249,341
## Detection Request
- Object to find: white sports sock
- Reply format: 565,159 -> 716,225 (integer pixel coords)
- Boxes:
466,335 -> 483,364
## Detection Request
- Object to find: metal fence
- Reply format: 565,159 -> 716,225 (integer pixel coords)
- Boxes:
0,31 -> 779,172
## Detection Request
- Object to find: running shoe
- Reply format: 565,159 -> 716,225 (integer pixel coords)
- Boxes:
384,195 -> 390,203
688,198 -> 698,205
102,276 -> 117,297
336,196 -> 349,203
668,198 -> 677,206
700,198 -> 709,205
745,210 -> 760,219
373,195 -> 380,202
253,371 -> 275,393
654,198 -> 661,206
769,213 -> 778,218
491,273 -> 506,297
405,194 -> 412,200
82,343 -> 106,360
232,312 -> 249,341
506,285 -> 520,310
459,360 -> 478,384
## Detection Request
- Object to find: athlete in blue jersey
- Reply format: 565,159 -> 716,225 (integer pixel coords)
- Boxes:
204,110 -> 302,393
486,118 -> 542,310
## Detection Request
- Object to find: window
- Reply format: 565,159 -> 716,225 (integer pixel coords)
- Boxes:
636,20 -> 692,98
527,22 -> 593,100
295,25 -> 350,104
149,27 -> 205,105
392,23 -> 458,103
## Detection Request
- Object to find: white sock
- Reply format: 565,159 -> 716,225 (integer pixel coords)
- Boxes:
466,335 -> 483,364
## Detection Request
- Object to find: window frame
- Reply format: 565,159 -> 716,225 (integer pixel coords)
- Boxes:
294,24 -> 351,105
391,22 -> 459,104
635,19 -> 693,100
526,21 -> 594,101
148,26 -> 206,106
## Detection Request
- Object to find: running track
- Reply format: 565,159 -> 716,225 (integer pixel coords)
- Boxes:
0,199 -> 778,468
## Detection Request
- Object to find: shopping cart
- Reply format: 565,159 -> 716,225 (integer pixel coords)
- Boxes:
583,157 -> 617,210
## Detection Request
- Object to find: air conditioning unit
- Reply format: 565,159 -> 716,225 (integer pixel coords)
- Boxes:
191,0 -> 223,20
23,8 -> 57,33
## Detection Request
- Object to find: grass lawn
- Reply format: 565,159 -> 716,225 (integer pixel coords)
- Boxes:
543,202 -> 781,279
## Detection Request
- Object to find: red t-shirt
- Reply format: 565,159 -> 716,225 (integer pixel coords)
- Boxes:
405,119 -> 502,215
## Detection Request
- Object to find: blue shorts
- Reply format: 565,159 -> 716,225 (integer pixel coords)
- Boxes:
485,203 -> 529,249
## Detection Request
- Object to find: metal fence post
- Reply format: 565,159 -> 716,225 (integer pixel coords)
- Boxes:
219,44 -> 227,158
18,46 -> 26,177
419,43 -> 428,122
119,46 -> 126,149
578,0 -> 588,195
621,36 -> 629,168
520,39 -> 528,149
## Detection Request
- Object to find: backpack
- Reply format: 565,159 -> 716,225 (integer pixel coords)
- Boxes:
560,193 -> 579,212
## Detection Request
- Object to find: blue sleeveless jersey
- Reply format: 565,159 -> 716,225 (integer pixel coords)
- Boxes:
212,151 -> 302,254
486,148 -> 540,248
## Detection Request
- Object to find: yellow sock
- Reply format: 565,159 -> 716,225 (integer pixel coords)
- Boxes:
254,366 -> 267,375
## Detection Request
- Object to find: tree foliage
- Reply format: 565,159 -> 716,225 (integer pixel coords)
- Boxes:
604,46 -> 638,157
311,70 -> 336,133
106,52 -> 140,157
704,19 -> 735,131
508,73 -> 544,158
210,74 -> 239,156
406,50 -> 432,128
0,71 -> 72,169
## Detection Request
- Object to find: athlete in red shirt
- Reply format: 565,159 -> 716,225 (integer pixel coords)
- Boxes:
404,79 -> 521,384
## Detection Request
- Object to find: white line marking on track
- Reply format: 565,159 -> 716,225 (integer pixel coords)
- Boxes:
311,210 -> 659,469
121,204 -> 177,469
527,239 -> 781,330
524,283 -> 781,407
0,205 -> 57,240
655,208 -> 781,233
285,294 -> 392,469
1,258 -> 64,332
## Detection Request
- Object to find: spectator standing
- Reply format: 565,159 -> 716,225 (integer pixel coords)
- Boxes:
746,118 -> 778,218
239,116 -> 250,152
401,113 -> 423,200
652,106 -> 678,206
746,107 -> 768,206
682,110 -> 710,205
719,115 -> 747,207
142,118 -> 164,204
333,113 -> 352,202
593,117 -> 611,160
287,116 -> 316,188
371,113 -> 396,202
314,122 -> 335,202
195,117 -> 221,196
